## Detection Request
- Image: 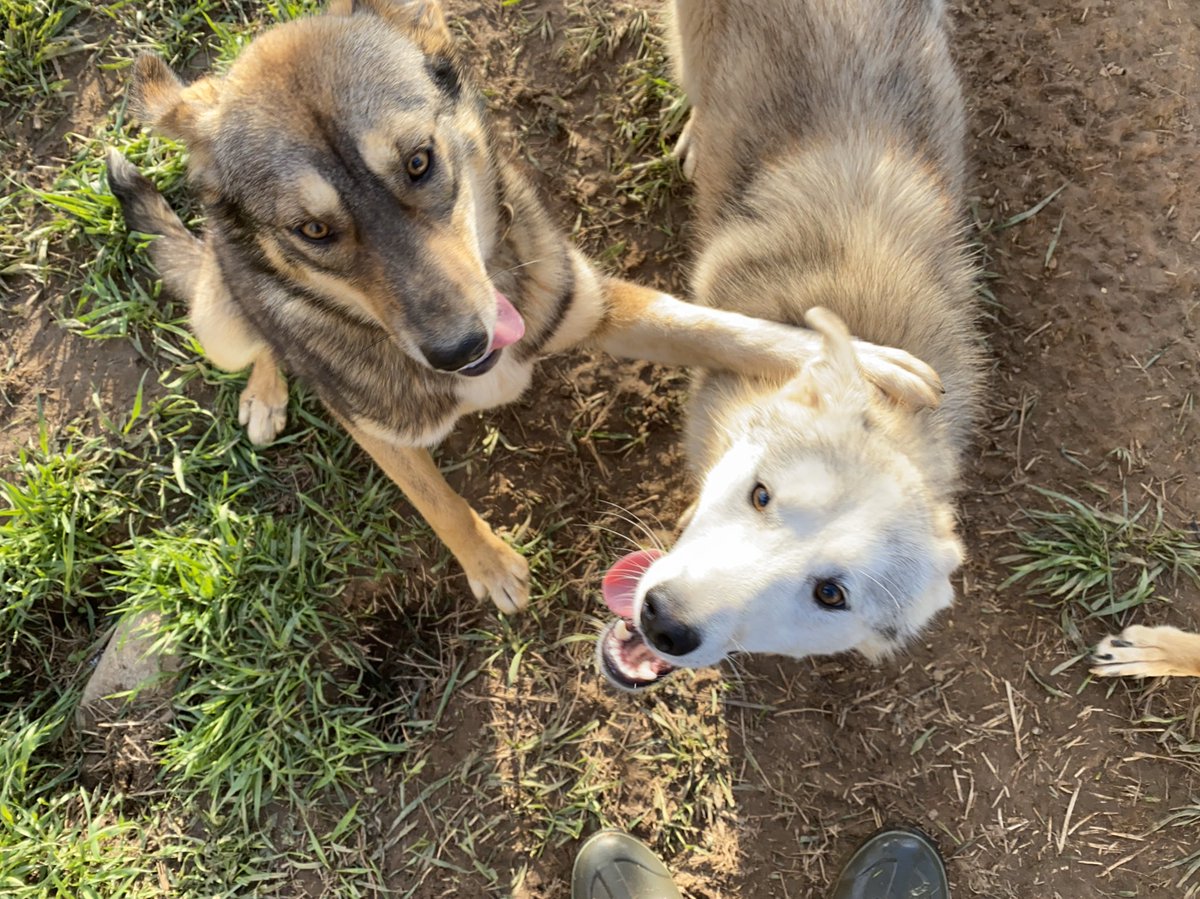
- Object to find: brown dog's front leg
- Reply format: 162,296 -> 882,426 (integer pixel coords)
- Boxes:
342,422 -> 530,614
238,349 -> 289,446
591,277 -> 942,409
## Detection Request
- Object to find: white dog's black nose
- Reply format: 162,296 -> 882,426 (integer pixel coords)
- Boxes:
640,587 -> 701,658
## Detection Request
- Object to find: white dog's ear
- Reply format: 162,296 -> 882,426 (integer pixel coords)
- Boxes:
786,307 -> 869,411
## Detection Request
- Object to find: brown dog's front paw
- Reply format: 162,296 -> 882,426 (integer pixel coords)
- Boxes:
239,392 -> 287,445
239,367 -> 288,446
853,341 -> 943,410
463,538 -> 530,615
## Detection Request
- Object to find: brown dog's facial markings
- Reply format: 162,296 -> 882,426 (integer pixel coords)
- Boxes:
131,10 -> 496,378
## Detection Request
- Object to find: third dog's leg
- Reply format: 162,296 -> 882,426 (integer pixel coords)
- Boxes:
1091,625 -> 1200,678
667,0 -> 715,180
341,422 -> 530,615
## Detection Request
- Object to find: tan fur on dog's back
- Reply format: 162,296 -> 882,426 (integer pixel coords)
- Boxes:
674,0 -> 981,485
676,0 -> 980,454
670,0 -> 965,214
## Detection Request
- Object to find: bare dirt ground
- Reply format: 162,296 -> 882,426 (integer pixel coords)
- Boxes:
3,1 -> 1198,897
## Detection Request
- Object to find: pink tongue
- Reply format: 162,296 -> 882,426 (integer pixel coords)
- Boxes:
490,290 -> 525,350
601,549 -> 663,618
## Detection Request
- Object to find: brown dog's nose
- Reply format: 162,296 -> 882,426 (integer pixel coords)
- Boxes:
640,587 -> 702,658
420,331 -> 490,372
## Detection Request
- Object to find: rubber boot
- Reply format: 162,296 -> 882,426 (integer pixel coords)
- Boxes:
829,827 -> 949,899
571,830 -> 682,899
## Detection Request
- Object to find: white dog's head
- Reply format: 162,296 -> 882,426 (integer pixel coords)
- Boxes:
598,309 -> 963,690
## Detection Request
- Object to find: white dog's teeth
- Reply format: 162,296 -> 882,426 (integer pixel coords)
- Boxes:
613,620 -> 632,640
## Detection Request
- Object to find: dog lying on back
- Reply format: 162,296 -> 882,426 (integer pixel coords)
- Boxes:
108,0 -> 941,614
599,0 -> 983,689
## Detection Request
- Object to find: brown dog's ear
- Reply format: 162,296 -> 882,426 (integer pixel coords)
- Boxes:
329,0 -> 451,52
129,54 -> 220,149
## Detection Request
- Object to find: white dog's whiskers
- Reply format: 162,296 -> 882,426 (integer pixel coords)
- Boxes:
861,570 -> 904,612
597,501 -> 668,552
590,523 -> 651,553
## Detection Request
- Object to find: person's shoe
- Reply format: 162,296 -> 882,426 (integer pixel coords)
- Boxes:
571,830 -> 682,899
829,827 -> 948,899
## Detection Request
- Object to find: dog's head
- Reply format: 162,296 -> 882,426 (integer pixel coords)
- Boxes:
599,309 -> 963,688
128,0 -> 522,376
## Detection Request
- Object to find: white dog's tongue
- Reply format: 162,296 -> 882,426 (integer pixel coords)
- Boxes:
602,549 -> 663,618
491,290 -> 525,350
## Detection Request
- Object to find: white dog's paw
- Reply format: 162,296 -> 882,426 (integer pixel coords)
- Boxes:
239,387 -> 288,446
1091,625 -> 1200,678
852,340 -> 944,410
672,116 -> 697,181
463,537 -> 531,615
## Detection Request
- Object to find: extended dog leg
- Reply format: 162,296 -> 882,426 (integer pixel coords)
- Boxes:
1091,625 -> 1200,678
590,277 -> 943,409
341,422 -> 530,614
666,0 -> 715,180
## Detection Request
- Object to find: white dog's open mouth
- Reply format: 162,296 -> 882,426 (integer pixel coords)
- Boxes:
595,549 -> 677,692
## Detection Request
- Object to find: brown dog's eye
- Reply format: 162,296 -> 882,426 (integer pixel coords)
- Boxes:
813,579 -> 847,610
297,220 -> 332,242
406,148 -> 432,180
750,483 -> 771,511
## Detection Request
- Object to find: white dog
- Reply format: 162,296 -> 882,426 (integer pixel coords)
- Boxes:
598,0 -> 982,689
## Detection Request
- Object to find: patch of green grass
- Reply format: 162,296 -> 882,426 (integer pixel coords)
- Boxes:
0,364 -> 452,892
1003,487 -> 1200,625
0,692 -> 188,899
0,427 -> 129,699
0,0 -> 89,111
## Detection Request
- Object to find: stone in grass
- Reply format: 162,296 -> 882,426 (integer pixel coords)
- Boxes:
76,608 -> 181,792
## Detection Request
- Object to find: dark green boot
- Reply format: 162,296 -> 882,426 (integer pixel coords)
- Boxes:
830,828 -> 948,899
571,830 -> 682,899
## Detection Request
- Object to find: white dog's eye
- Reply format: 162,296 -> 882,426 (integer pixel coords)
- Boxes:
750,483 -> 771,511
813,579 -> 847,609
